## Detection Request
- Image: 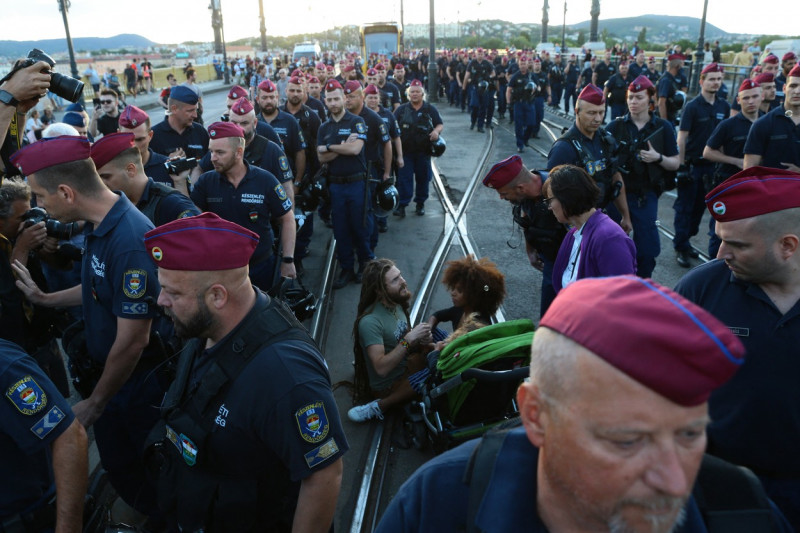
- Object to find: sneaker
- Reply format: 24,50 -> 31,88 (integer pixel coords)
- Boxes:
348,400 -> 383,422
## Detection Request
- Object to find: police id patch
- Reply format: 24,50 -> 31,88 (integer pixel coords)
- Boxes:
122,302 -> 149,315
355,122 -> 366,134
279,155 -> 290,172
179,433 -> 198,466
304,438 -> 340,468
275,183 -> 288,201
296,402 -> 330,443
31,405 -> 65,439
122,269 -> 147,299
165,424 -> 181,453
6,375 -> 47,415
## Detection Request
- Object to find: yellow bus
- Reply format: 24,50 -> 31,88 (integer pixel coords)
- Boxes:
360,23 -> 403,59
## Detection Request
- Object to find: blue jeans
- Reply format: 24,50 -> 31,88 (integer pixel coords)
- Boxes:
330,181 -> 373,270
628,190 -> 660,278
397,153 -> 432,207
673,164 -> 712,251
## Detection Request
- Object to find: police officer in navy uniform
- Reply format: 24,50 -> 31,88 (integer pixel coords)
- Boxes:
191,122 -> 296,291
529,58 -> 551,138
494,55 -> 510,119
223,85 -> 284,148
462,48 -> 495,133
507,56 -> 535,152
90,132 -> 201,226
318,80 -> 374,289
150,85 -> 210,161
603,59 -> 633,121
674,63 -> 730,266
144,213 -> 347,532
657,54 -> 687,127
643,56 -> 661,86
256,80 -> 306,202
117,105 -> 177,189
11,136 -> 172,522
548,53 -> 564,110
605,75 -> 680,278
344,81 -> 392,253
390,63 -> 411,106
563,54 -> 580,113
547,85 -> 633,233
0,339 -> 87,533
744,65 -> 800,172
775,52 -> 798,105
375,63 -> 401,112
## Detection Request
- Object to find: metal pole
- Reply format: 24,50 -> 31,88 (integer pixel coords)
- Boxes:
561,0 -> 567,52
541,0 -> 549,44
220,6 -> 231,83
57,0 -> 79,79
428,0 -> 438,100
691,0 -> 709,95
590,0 -> 599,43
401,0 -> 406,50
258,0 -> 267,52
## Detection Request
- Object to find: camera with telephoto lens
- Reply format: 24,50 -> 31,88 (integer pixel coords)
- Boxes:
23,207 -> 80,240
164,157 -> 197,174
3,49 -> 85,103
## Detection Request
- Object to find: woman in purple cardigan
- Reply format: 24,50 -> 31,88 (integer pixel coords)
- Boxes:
545,165 -> 637,294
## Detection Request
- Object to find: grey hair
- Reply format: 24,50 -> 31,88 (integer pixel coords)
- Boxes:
42,123 -> 79,138
0,178 -> 31,219
529,327 -> 584,414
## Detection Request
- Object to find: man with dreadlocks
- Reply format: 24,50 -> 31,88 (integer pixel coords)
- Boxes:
349,258 -> 433,423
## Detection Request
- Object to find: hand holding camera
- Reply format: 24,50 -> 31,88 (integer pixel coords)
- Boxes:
0,61 -> 52,111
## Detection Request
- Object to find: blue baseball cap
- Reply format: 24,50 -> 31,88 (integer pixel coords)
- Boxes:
66,102 -> 85,112
62,111 -> 86,128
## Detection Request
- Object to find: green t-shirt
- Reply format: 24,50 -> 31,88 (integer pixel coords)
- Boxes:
358,303 -> 408,391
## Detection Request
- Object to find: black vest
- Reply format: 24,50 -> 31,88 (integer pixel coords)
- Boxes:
606,115 -> 675,196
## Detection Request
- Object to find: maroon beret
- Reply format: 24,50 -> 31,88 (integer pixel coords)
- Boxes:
789,65 -> 800,78
706,166 -> 800,222
540,276 -> 745,407
410,79 -> 423,88
668,53 -> 685,61
288,76 -> 303,85
364,84 -> 379,95
628,75 -> 654,93
344,80 -> 363,94
90,132 -> 135,170
258,79 -> 277,92
145,212 -> 259,271
394,63 -> 405,71
739,79 -> 760,93
483,155 -> 524,189
308,76 -> 320,84
578,84 -> 605,105
762,54 -> 779,65
10,135 -> 91,175
227,85 -> 248,99
753,72 -> 775,85
701,62 -> 724,75
315,62 -> 326,69
118,105 -> 148,129
751,65 -> 762,75
343,65 -> 355,73
325,79 -> 343,92
648,56 -> 656,61
291,69 -> 303,77
208,121 -> 244,139
783,52 -> 798,62
374,63 -> 386,71
326,65 -> 334,72
366,68 -> 378,76
533,58 -> 541,63
230,96 -> 254,116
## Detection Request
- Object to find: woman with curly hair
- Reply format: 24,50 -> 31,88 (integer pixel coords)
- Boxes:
428,255 -> 506,334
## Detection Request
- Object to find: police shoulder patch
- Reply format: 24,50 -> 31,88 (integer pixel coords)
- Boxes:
6,375 -> 47,415
275,183 -> 288,201
295,401 -> 330,443
279,155 -> 290,172
122,269 -> 147,299
30,405 -> 65,439
304,438 -> 340,468
379,123 -> 388,135
355,122 -> 367,134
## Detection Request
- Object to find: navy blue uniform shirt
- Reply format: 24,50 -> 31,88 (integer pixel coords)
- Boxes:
744,105 -> 800,169
379,82 -> 401,109
0,341 -> 75,517
137,178 -> 200,226
199,135 -> 293,184
706,113 -> 757,180
143,148 -> 171,186
149,120 -> 209,160
255,120 -> 284,148
191,162 -> 291,263
548,124 -> 611,173
358,106 -> 391,164
317,111 -> 368,176
679,94 -> 730,160
258,111 -> 306,171
376,106 -> 401,139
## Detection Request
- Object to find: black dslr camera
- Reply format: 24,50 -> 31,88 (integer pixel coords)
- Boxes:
23,207 -> 80,240
1,49 -> 85,103
164,157 -> 197,174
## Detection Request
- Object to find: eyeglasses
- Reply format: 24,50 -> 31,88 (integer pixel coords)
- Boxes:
100,99 -> 114,104
543,196 -> 556,206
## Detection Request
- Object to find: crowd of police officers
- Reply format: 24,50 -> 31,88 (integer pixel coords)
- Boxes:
1,40 -> 800,532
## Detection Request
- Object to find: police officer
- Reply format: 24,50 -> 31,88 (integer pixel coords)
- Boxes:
605,75 -> 680,277
144,213 -> 347,532
117,105 -> 180,190
394,79 -> 444,217
776,52 -> 797,105
344,81 -> 391,253
223,85 -> 283,147
462,48 -> 495,133
674,63 -> 730,266
150,85 -> 210,161
628,51 -> 646,78
456,53 -> 469,113
374,63 -> 401,111
256,80 -> 306,199
446,54 -> 461,107
603,59 -> 632,121
482,155 -> 566,316
547,85 -> 633,233
388,64 -> 409,106
592,50 -> 615,92
494,55 -> 510,119
529,58 -> 551,138
744,64 -> 800,171
657,54 -> 687,126
191,122 -> 296,290
563,54 -> 580,113
548,53 -> 564,110
90,132 -> 201,226
506,56 -> 535,152
0,339 -> 87,533
11,136 -> 171,521
643,56 -> 661,85
318,80 -> 373,289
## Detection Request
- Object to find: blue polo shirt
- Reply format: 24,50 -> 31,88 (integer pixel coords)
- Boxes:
143,148 -> 171,186
305,97 -> 326,119
676,260 -> 800,478
255,120 -> 284,148
82,194 -> 163,364
149,120 -> 209,160
706,113 -> 758,180
198,135 -> 293,184
358,106 -> 391,164
0,342 -> 75,518
137,178 -> 200,227
744,105 -> 800,169
679,94 -> 730,161
376,106 -> 401,139
547,125 -> 610,171
378,82 -> 401,108
317,111 -> 368,176
191,163 -> 292,264
258,111 -> 307,172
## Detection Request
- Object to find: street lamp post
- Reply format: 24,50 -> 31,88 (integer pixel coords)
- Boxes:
561,1 -> 567,52
691,0 -> 709,94
428,0 -> 438,100
541,0 -> 549,44
210,0 -> 230,84
57,0 -> 79,79
258,0 -> 267,53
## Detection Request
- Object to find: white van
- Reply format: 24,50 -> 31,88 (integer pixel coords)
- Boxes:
292,42 -> 321,63
764,39 -> 800,62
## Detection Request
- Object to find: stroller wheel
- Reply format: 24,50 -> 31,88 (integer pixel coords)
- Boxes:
403,417 -> 429,450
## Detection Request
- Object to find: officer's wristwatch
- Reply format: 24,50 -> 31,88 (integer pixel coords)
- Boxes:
0,90 -> 19,107
282,256 -> 294,264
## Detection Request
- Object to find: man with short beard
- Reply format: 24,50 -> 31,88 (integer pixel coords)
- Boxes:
150,86 -> 209,161
223,85 -> 282,146
118,105 -> 172,187
348,258 -> 432,422
256,80 -> 306,192
390,63 -> 410,105
191,122 -> 296,289
775,52 -> 797,105
378,275 -> 790,532
374,63 -> 401,111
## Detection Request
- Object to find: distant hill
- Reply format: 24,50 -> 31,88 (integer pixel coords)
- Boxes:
0,34 -> 157,58
570,15 -> 729,42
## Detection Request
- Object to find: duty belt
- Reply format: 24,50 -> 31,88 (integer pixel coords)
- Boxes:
328,173 -> 366,185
